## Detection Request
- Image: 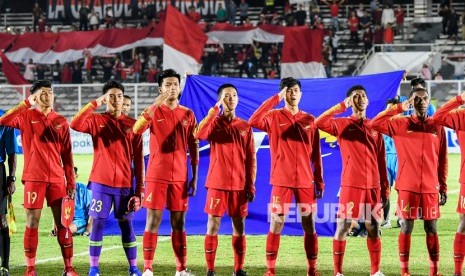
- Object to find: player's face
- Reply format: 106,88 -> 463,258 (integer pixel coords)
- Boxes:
106,88 -> 124,112
285,84 -> 301,107
221,87 -> 238,111
351,90 -> 369,111
37,87 -> 54,108
412,90 -> 429,114
122,98 -> 131,115
159,77 -> 180,101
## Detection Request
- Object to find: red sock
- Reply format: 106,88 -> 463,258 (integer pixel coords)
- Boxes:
367,237 -> 381,275
265,232 -> 280,274
204,234 -> 218,271
143,231 -> 158,271
426,233 -> 439,275
454,233 -> 465,275
171,231 -> 187,271
398,232 -> 411,274
304,232 -> 318,273
333,239 -> 346,275
57,226 -> 73,269
24,227 -> 38,269
232,235 -> 246,272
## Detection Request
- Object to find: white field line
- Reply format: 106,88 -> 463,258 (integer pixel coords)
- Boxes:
12,236 -> 171,268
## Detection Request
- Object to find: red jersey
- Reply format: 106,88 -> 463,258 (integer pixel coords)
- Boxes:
194,106 -> 256,193
248,94 -> 324,190
70,101 -> 144,194
349,16 -> 359,32
133,103 -> 199,183
432,95 -> 465,183
315,102 -> 389,199
330,4 -> 340,17
0,99 -> 75,188
370,103 -> 448,194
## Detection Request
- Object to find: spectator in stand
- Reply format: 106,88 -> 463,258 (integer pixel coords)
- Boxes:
146,63 -> 158,83
348,11 -> 359,44
282,8 -> 296,26
395,5 -> 404,37
132,55 -> 142,83
32,3 -> 42,32
443,55 -> 465,80
148,50 -> 158,68
113,57 -> 123,81
187,5 -> 201,23
433,71 -> 443,81
373,24 -> 383,50
72,62 -> 83,84
372,6 -> 382,26
237,47 -> 247,77
322,0 -> 345,32
157,4 -> 166,21
383,23 -> 394,51
83,51 -> 93,83
420,64 -> 432,80
363,27 -> 374,53
322,42 -> 333,77
381,4 -> 395,27
462,10 -> 465,41
262,0 -> 276,20
313,17 -> 324,30
51,62 -> 61,84
309,4 -> 321,26
294,4 -> 307,26
243,17 -> 253,27
228,0 -> 237,25
239,0 -> 249,25
23,59 -> 35,83
439,4 -> 450,35
359,10 -> 372,30
100,59 -> 112,82
79,1 -> 90,31
146,1 -> 156,20
356,3 -> 365,19
88,9 -> 100,30
216,3 -> 227,22
325,29 -> 340,63
37,15 -> 46,32
35,64 -> 46,80
61,63 -> 72,84
447,8 -> 459,42
105,6 -> 114,28
370,0 -> 379,14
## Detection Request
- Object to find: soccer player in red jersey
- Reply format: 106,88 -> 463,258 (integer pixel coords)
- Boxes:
70,80 -> 144,276
0,80 -> 78,276
431,91 -> 465,276
249,77 -> 324,276
133,69 -> 199,276
194,84 -> 256,276
370,87 -> 448,276
316,85 -> 389,276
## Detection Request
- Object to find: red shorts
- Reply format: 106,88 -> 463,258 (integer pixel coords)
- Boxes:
204,188 -> 248,217
143,181 -> 188,211
23,181 -> 66,209
270,185 -> 316,215
337,186 -> 382,221
396,190 -> 440,220
458,183 -> 465,214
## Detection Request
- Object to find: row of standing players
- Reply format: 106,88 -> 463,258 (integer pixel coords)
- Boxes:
0,70 -> 463,276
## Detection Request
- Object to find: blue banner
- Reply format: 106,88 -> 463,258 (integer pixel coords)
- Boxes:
105,71 -> 403,236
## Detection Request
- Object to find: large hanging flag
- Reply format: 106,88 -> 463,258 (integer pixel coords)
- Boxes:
162,5 -> 208,74
281,27 -> 326,78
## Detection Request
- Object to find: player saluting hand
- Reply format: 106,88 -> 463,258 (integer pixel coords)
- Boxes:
194,84 -> 256,276
249,77 -> 324,276
0,80 -> 78,276
70,80 -> 144,276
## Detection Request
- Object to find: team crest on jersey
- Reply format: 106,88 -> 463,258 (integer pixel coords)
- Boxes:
182,119 -> 188,126
431,129 -> 437,136
371,130 -> 377,136
125,127 -> 131,133
55,124 -> 62,130
304,125 -> 311,130
240,130 -> 247,136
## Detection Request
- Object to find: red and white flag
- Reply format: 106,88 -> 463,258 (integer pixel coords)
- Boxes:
281,28 -> 326,78
163,5 -> 208,74
0,51 -> 28,85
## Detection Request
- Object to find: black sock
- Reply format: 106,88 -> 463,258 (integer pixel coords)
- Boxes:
0,227 -> 10,269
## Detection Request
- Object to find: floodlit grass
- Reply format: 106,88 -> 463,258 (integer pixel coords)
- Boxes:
7,154 -> 461,275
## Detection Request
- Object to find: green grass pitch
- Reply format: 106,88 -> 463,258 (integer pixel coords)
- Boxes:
6,154 -> 462,275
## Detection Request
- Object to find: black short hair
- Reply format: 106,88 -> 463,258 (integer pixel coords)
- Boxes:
279,77 -> 301,90
386,97 -> 400,105
346,85 -> 366,97
30,79 -> 52,93
409,87 -> 429,98
157,69 -> 181,87
102,80 -> 125,94
410,77 -> 426,89
73,167 -> 78,174
217,83 -> 237,99
123,95 -> 132,102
